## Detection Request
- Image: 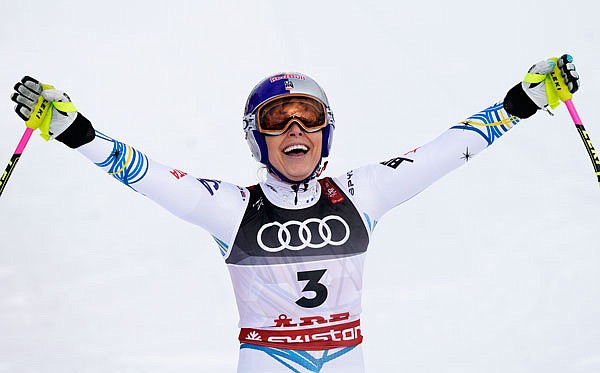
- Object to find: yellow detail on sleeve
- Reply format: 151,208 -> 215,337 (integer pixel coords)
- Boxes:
108,146 -> 133,175
459,115 -> 520,127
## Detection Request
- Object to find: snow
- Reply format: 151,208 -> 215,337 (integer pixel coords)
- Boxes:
1,0 -> 599,372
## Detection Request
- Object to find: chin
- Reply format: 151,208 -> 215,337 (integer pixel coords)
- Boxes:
281,166 -> 315,182
272,156 -> 321,182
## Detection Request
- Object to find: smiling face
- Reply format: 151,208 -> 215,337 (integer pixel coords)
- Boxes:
264,121 -> 323,182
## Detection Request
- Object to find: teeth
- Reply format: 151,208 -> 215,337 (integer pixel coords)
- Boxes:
284,144 -> 309,154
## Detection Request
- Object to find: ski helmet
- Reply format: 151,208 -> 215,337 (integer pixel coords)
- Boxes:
242,72 -> 335,180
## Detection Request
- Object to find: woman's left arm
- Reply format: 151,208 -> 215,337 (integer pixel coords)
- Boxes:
333,55 -> 580,221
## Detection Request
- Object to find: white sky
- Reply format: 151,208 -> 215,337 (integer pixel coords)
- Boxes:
1,1 -> 599,372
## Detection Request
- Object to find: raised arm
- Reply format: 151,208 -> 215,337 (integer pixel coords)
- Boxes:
332,56 -> 580,221
10,77 -> 248,249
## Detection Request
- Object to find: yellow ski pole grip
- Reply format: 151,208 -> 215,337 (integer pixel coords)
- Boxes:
546,57 -> 573,103
25,83 -> 55,131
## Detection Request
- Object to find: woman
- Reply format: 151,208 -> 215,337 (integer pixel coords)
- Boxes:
10,55 -> 579,372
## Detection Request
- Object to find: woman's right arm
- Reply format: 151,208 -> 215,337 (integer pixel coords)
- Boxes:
76,127 -> 249,244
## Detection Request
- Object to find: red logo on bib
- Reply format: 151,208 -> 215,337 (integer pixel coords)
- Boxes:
319,178 -> 344,204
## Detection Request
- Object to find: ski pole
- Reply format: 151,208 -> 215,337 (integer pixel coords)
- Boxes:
549,55 -> 600,188
564,99 -> 600,187
2,79 -> 56,198
0,127 -> 34,197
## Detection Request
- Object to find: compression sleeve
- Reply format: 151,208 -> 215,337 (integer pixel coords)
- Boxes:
333,100 -> 521,222
75,130 -> 248,251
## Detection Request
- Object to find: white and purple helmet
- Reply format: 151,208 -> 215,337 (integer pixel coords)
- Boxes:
242,72 -> 335,171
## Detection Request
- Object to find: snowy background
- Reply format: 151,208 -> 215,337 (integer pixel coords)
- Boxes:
1,0 -> 599,372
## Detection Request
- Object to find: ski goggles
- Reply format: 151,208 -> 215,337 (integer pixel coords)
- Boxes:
256,95 -> 328,135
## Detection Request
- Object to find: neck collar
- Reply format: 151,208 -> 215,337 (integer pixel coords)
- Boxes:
260,172 -> 321,209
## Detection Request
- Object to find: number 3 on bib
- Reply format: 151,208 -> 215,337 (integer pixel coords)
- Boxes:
296,269 -> 328,308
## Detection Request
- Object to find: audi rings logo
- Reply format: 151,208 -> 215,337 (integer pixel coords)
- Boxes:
257,215 -> 350,252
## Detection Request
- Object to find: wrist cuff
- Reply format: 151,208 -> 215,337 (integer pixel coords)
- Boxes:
503,83 -> 539,119
55,113 -> 95,148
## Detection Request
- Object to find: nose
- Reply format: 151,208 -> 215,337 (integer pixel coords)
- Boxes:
286,121 -> 304,136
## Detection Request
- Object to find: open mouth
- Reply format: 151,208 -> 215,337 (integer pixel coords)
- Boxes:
283,144 -> 309,156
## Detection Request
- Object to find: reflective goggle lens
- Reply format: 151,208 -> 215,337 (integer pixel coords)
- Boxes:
257,96 -> 327,134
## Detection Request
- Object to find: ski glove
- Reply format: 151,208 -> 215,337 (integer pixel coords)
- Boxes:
11,76 -> 94,148
504,54 -> 579,119
11,76 -> 78,140
523,54 -> 579,109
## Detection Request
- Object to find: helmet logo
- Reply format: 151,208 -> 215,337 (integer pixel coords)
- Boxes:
270,73 -> 306,83
285,80 -> 294,90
